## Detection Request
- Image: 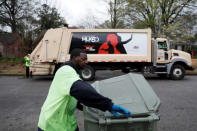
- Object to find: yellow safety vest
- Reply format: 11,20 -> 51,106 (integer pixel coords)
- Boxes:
38,65 -> 80,131
24,57 -> 30,67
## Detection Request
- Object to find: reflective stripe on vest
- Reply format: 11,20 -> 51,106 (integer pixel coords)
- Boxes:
38,65 -> 80,131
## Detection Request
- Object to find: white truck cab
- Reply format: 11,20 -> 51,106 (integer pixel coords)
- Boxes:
155,38 -> 193,79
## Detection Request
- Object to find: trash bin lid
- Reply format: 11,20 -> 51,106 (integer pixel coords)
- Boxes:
92,73 -> 160,117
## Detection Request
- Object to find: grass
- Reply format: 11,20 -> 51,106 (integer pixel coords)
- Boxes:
0,57 -> 25,66
192,59 -> 197,68
0,69 -> 25,75
0,57 -> 25,75
0,57 -> 25,63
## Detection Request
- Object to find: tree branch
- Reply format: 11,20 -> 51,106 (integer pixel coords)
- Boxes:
169,0 -> 192,23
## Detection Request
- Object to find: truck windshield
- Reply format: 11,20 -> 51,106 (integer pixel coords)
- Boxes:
158,41 -> 167,51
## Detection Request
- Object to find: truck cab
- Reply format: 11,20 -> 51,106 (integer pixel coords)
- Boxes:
155,38 -> 194,80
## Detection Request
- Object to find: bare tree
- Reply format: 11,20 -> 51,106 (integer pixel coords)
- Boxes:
34,4 -> 66,34
77,15 -> 100,29
156,0 -> 196,26
127,0 -> 196,33
98,0 -> 128,28
0,0 -> 36,34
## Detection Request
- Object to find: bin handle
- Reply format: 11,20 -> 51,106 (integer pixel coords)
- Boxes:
85,107 -> 100,120
99,113 -> 159,125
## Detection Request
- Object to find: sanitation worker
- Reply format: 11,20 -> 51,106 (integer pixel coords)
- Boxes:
24,54 -> 30,78
38,48 -> 132,131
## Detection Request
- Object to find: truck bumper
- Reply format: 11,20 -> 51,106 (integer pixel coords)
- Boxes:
29,64 -> 55,75
186,66 -> 195,71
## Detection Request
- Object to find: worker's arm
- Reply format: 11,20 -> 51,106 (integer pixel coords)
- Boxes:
66,61 -> 131,117
70,80 -> 113,112
76,102 -> 83,111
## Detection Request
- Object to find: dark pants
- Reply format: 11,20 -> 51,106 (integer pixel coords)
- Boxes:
38,127 -> 43,131
38,127 -> 79,131
26,67 -> 29,78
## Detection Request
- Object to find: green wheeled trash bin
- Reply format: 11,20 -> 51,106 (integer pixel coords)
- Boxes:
83,73 -> 161,131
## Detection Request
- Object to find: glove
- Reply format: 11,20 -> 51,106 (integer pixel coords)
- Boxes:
111,104 -> 132,118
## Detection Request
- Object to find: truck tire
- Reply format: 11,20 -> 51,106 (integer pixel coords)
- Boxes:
170,65 -> 185,80
158,74 -> 167,78
53,64 -> 61,76
141,66 -> 152,78
30,71 -> 33,78
121,68 -> 130,73
80,65 -> 95,81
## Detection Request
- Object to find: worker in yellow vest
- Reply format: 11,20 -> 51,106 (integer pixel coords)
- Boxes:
38,48 -> 132,131
24,54 -> 30,78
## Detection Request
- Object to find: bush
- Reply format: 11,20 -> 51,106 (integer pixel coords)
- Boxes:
193,56 -> 197,59
0,57 -> 9,63
10,62 -> 15,66
0,57 -> 25,64
9,58 -> 16,66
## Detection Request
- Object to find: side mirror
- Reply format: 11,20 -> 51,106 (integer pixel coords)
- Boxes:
168,40 -> 172,50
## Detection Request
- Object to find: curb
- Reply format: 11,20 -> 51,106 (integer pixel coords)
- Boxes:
0,74 -> 25,76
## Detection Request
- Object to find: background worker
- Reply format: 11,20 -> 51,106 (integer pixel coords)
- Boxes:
38,48 -> 132,131
24,54 -> 30,78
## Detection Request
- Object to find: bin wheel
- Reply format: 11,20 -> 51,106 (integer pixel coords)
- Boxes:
170,65 -> 185,80
80,65 -> 95,81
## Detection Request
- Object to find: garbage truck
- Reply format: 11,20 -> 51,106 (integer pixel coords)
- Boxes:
30,27 -> 194,80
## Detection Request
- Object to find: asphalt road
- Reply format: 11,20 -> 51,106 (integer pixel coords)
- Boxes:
0,71 -> 197,131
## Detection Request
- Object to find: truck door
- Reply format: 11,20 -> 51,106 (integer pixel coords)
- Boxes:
157,40 -> 171,63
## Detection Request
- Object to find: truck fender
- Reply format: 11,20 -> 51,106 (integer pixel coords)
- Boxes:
167,58 -> 188,74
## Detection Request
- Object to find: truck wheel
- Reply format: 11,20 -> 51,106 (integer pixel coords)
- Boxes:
121,68 -> 130,73
170,65 -> 185,80
80,65 -> 95,81
141,66 -> 152,78
30,71 -> 33,78
53,64 -> 62,76
158,74 -> 167,78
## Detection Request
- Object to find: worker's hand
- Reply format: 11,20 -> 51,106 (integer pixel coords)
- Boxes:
111,104 -> 132,118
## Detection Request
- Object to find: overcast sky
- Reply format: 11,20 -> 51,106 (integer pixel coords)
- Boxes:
44,0 -> 109,27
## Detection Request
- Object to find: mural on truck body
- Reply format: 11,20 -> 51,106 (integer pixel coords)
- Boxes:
70,33 -> 148,55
